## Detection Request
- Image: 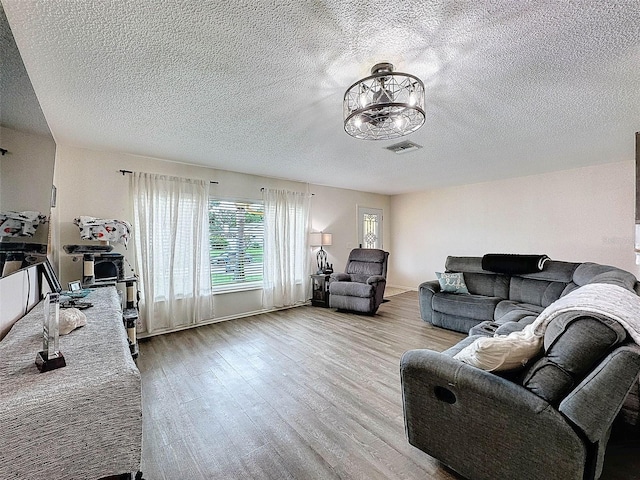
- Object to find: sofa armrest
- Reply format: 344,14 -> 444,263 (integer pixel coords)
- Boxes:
419,279 -> 440,294
401,349 -> 551,412
418,280 -> 440,324
401,349 -> 586,480
560,344 -> 640,443
330,273 -> 350,282
366,275 -> 386,285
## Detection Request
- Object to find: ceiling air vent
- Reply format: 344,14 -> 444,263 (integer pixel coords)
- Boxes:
385,140 -> 423,154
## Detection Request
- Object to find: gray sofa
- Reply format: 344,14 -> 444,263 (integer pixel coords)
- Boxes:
402,255 -> 640,480
419,256 -> 638,334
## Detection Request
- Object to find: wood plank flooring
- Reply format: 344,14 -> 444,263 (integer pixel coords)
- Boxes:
137,291 -> 640,480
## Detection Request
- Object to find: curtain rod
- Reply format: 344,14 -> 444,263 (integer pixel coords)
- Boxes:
119,169 -> 218,184
260,187 -> 314,195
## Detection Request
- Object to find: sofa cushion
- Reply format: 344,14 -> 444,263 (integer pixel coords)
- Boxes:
463,272 -> 510,298
494,300 -> 544,323
444,256 -> 486,273
444,256 -> 510,297
329,281 -> 373,298
572,262 -> 637,291
543,312 -> 626,351
436,272 -> 469,294
495,319 -> 537,336
348,260 -> 383,276
430,312 -> 484,334
345,249 -> 387,281
509,277 -> 566,307
517,260 -> 580,283
522,315 -> 627,405
432,293 -> 502,321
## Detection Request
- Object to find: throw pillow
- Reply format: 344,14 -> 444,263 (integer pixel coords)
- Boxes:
436,272 -> 469,294
453,327 -> 543,372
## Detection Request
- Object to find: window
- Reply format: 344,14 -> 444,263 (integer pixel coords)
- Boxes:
357,206 -> 383,249
208,199 -> 264,290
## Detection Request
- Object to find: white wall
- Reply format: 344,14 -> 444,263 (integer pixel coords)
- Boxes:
309,184 -> 389,272
0,266 -> 39,339
53,145 -> 390,335
389,161 -> 636,290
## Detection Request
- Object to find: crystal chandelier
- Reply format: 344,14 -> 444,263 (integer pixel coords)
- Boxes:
343,63 -> 425,140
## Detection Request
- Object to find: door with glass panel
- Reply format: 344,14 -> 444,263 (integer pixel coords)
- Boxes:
357,206 -> 383,249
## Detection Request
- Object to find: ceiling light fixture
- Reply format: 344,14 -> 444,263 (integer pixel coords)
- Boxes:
343,62 -> 425,140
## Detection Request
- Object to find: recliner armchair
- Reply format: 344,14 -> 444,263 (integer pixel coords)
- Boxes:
328,248 -> 389,314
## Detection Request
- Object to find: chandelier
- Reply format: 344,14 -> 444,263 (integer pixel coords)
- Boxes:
343,63 -> 425,140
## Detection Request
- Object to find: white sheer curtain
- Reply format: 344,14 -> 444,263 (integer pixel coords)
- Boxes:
262,188 -> 312,309
130,172 -> 213,334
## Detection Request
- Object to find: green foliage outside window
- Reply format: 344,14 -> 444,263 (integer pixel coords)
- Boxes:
209,199 -> 264,288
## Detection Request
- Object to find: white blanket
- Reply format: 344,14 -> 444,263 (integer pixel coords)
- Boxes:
454,283 -> 640,371
531,283 -> 640,343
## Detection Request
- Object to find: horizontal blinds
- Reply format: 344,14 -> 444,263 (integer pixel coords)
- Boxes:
208,199 -> 264,288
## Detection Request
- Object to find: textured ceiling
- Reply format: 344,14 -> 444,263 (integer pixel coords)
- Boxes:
2,0 -> 639,195
0,4 -> 50,137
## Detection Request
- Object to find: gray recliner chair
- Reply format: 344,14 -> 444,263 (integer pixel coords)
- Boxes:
328,248 -> 389,314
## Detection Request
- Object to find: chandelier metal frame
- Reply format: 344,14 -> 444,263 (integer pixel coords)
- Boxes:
343,62 -> 425,141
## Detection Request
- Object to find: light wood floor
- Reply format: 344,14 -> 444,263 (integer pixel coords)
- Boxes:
137,291 -> 640,480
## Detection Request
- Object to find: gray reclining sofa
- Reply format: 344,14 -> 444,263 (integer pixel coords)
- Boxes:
419,255 -> 637,334
403,255 -> 640,480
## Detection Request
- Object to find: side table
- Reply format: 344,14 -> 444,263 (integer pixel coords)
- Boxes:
311,273 -> 331,307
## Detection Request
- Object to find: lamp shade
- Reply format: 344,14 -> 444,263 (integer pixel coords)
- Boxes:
309,232 -> 322,246
310,232 -> 332,246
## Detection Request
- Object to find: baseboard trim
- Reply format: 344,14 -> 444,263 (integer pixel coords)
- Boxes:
137,302 -> 311,339
387,284 -> 417,291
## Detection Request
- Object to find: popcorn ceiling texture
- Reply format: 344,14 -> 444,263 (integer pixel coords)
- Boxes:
2,0 -> 639,194
0,5 -> 50,137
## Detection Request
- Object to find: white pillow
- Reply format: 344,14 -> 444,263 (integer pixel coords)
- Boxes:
453,327 -> 543,372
